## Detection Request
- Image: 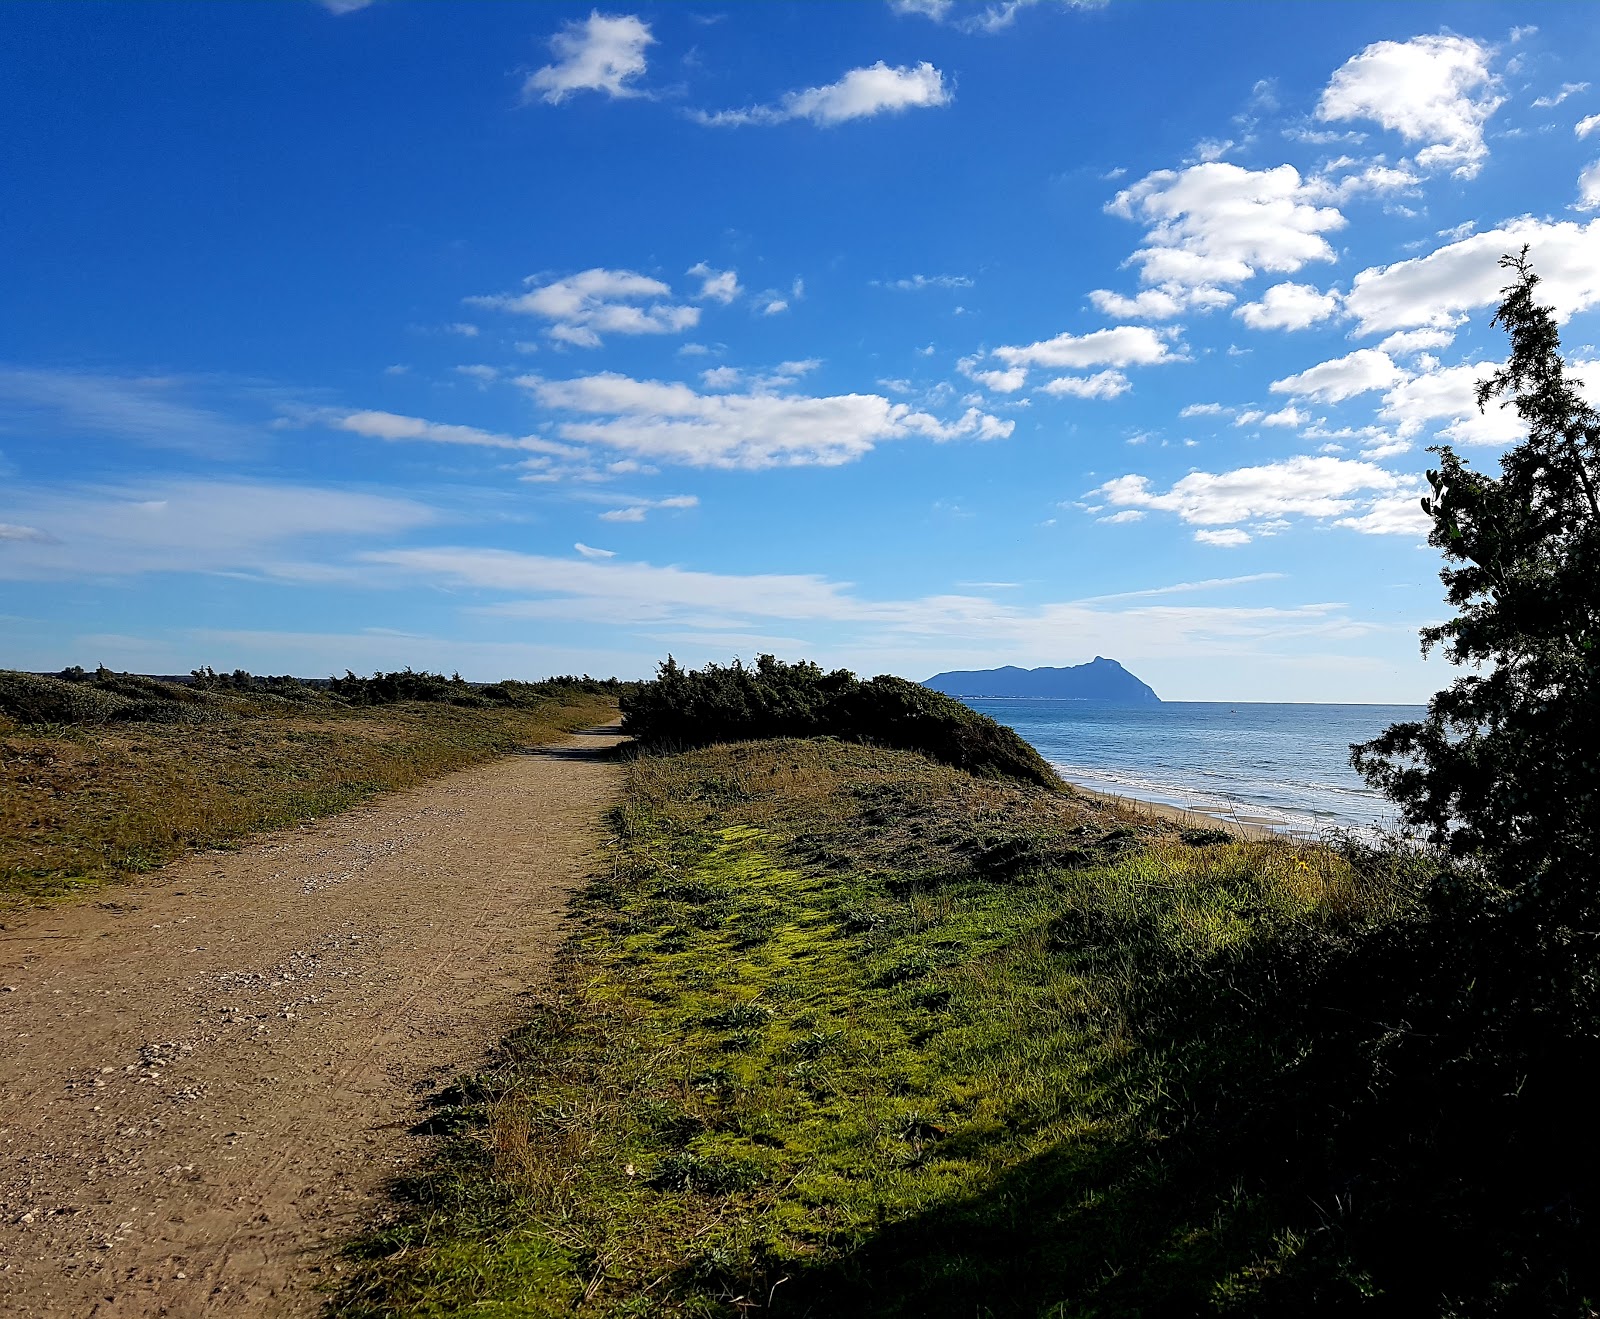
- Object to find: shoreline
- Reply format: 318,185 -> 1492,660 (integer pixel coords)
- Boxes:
1061,778 -> 1287,842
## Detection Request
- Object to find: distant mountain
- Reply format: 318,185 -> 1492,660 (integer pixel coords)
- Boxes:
923,657 -> 1160,703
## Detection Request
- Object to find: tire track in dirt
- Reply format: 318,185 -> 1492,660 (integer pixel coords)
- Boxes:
0,724 -> 626,1317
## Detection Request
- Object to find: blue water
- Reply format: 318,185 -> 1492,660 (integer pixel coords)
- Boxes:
965,699 -> 1426,836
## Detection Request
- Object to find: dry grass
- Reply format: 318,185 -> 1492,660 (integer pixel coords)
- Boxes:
0,692 -> 618,904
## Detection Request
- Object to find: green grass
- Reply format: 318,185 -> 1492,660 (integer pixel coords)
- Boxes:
0,687 -> 619,903
333,738 -> 1427,1317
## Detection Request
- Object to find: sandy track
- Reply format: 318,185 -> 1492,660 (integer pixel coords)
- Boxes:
0,724 -> 626,1317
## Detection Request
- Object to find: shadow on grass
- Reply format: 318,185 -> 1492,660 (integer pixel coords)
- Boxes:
758,903 -> 1600,1318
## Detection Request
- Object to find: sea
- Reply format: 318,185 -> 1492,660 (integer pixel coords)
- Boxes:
964,699 -> 1427,838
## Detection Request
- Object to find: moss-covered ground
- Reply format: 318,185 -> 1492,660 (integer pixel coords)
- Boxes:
335,738 -> 1436,1317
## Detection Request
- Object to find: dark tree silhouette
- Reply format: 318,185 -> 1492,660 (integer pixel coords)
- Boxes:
1352,249 -> 1600,917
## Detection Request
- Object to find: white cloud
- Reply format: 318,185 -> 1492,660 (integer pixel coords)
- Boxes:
760,296 -> 789,316
360,544 -> 1366,668
1307,160 -> 1423,201
1581,160 -> 1600,211
1094,455 -> 1405,528
1235,404 -> 1308,428
445,322 -> 480,337
693,61 -> 950,127
1195,528 -> 1251,547
1235,281 -> 1341,331
1379,359 -> 1524,445
520,371 -> 1011,469
1038,370 -> 1131,399
960,362 -> 1029,393
1344,218 -> 1600,333
0,367 -> 259,459
454,364 -> 498,385
688,262 -> 741,304
992,325 -> 1178,371
890,0 -> 1106,33
1316,35 -> 1502,178
1335,494 -> 1432,536
1377,326 -> 1457,355
1097,509 -> 1146,524
1534,82 -> 1589,109
1578,113 -> 1600,140
524,12 -> 654,105
1088,284 -> 1235,321
337,409 -> 579,456
319,0 -> 375,12
875,273 -> 974,290
1271,348 -> 1406,402
1180,402 -> 1227,418
471,268 -> 698,347
574,542 -> 616,559
0,480 -> 435,581
1108,163 -> 1345,291
598,494 -> 699,523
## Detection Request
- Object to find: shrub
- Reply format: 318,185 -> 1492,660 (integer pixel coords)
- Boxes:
620,654 -> 1060,788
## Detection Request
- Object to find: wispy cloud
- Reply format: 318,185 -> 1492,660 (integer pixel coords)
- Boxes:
0,366 -> 261,459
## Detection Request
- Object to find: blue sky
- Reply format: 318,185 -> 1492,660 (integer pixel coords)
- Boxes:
3,1 -> 1599,701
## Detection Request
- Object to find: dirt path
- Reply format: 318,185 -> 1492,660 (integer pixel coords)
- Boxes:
0,724 -> 626,1317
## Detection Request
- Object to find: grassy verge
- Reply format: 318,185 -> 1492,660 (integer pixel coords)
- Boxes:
335,737 -> 1441,1316
0,689 -> 618,903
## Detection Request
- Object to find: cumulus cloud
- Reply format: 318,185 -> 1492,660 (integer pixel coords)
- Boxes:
958,360 -> 1029,393
688,262 -> 741,304
693,61 -> 950,127
1581,160 -> 1600,211
1107,163 -> 1345,292
1379,360 -> 1524,445
524,11 -> 654,105
1316,34 -> 1502,178
1088,284 -> 1235,321
1336,494 -> 1432,536
519,371 -> 1011,469
1377,327 -> 1457,356
471,268 -> 698,347
1195,527 -> 1251,547
992,325 -> 1178,371
1093,455 -> 1406,531
1344,218 -> 1600,333
574,542 -> 616,559
1235,281 -> 1342,331
1037,370 -> 1131,399
1578,113 -> 1600,140
1271,349 -> 1406,402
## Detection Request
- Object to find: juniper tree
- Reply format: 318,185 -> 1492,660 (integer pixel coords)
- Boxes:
1352,249 -> 1600,917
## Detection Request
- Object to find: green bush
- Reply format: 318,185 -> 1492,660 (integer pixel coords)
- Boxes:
325,668 -> 629,709
619,655 -> 1060,788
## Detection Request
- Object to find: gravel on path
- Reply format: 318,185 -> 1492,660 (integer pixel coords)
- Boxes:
0,724 -> 626,1317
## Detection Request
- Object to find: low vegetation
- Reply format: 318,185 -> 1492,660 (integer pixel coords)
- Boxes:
334,735 -> 1600,1316
0,666 -> 622,903
621,654 -> 1061,789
